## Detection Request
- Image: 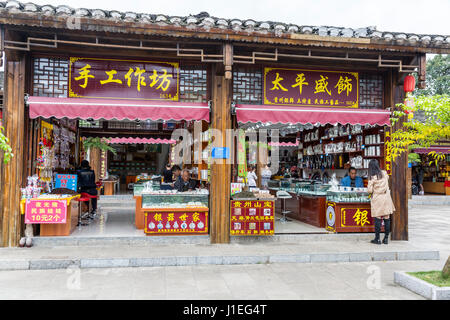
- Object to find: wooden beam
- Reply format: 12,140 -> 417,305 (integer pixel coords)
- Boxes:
390,71 -> 408,241
209,64 -> 232,244
1,56 -> 26,247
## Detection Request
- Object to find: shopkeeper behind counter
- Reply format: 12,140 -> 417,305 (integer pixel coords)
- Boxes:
174,169 -> 197,192
341,167 -> 364,188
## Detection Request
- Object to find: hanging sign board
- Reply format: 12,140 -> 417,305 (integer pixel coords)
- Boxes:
264,67 -> 359,108
69,57 -> 179,101
54,174 -> 78,191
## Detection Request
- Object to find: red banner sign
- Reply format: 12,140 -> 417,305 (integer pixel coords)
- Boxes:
264,67 -> 359,108
69,57 -> 179,101
384,128 -> 392,175
25,199 -> 67,224
340,207 -> 373,228
144,210 -> 208,235
230,200 -> 275,236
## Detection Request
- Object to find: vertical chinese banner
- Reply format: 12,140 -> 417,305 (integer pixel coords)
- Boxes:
384,127 -> 392,175
237,130 -> 247,178
100,149 -> 108,179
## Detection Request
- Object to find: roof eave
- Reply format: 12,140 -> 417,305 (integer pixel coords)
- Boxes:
0,13 -> 449,54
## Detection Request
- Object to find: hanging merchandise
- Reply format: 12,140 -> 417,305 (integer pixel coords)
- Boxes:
237,129 -> 247,179
37,121 -> 55,193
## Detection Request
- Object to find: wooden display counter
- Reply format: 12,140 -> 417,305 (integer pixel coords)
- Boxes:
423,181 -> 447,195
144,208 -> 208,235
40,200 -> 79,236
20,195 -> 80,236
298,194 -> 326,228
134,195 -> 145,229
325,201 -> 382,233
103,180 -> 117,195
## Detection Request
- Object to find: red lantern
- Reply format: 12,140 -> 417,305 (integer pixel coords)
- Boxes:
403,75 -> 416,93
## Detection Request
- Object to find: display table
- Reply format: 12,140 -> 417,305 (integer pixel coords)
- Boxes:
325,201 -> 381,233
20,195 -> 80,236
135,190 -> 210,234
103,180 -> 117,195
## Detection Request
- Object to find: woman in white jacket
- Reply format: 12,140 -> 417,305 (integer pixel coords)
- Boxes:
247,166 -> 258,187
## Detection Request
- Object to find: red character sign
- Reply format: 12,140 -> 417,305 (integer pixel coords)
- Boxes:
144,210 -> 208,235
230,200 -> 275,236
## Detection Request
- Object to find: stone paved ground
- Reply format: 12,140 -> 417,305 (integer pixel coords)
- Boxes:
0,204 -> 448,300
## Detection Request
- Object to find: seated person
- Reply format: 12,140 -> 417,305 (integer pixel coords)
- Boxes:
340,167 -> 364,188
76,160 -> 98,217
174,169 -> 197,192
172,165 -> 182,182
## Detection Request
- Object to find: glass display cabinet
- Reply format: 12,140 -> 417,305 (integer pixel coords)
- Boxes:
141,192 -> 209,209
326,189 -> 370,203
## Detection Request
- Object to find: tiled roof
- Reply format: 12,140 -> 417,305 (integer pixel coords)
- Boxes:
0,0 -> 449,49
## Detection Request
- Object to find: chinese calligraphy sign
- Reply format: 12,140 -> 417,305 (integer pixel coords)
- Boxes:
144,210 -> 208,235
326,202 -> 380,233
230,200 -> 275,236
264,68 -> 359,108
69,57 -> 179,101
25,199 -> 67,224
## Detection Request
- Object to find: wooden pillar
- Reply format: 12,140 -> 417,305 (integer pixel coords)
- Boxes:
209,54 -> 232,244
390,71 -> 408,240
1,56 -> 26,247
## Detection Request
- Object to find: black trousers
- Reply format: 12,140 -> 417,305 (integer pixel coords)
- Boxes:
81,187 -> 97,211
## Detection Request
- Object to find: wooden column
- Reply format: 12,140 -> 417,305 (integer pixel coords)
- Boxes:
1,56 -> 26,247
209,59 -> 232,244
390,71 -> 408,240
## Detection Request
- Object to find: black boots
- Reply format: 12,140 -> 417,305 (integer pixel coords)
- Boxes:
383,218 -> 390,244
371,218 -> 381,245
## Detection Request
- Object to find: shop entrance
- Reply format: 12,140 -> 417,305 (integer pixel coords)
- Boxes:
232,104 -> 391,235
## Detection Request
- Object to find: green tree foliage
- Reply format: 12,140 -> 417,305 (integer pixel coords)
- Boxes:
82,137 -> 117,154
387,94 -> 450,163
416,54 -> 450,96
0,124 -> 13,164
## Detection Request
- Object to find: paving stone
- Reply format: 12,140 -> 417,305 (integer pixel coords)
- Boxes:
310,253 -> 350,263
372,252 -> 397,261
80,258 -> 130,268
29,259 -> 80,270
397,251 -> 440,261
0,260 -> 29,270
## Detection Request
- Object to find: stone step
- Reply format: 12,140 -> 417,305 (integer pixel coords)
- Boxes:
0,248 -> 439,271
29,233 -> 376,247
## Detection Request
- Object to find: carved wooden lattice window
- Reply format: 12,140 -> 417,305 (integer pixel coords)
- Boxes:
233,67 -> 262,104
179,65 -> 208,103
359,73 -> 384,109
32,57 -> 69,97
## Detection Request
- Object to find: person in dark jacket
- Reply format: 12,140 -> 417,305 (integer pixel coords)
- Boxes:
77,160 -> 98,217
174,169 -> 197,192
162,163 -> 173,183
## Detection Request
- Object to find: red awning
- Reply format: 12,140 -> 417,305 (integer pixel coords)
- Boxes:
414,146 -> 450,154
236,104 -> 391,126
268,141 -> 299,147
107,137 -> 177,144
27,96 -> 210,122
